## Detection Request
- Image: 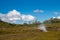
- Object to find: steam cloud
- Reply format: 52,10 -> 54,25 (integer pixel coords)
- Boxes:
38,24 -> 48,32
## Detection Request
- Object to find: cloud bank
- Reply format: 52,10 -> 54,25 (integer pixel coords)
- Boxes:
52,16 -> 60,19
54,12 -> 60,15
0,10 -> 35,24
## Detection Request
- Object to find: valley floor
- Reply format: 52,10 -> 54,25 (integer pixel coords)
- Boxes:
0,27 -> 60,40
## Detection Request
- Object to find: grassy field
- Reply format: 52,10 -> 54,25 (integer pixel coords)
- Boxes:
0,26 -> 60,40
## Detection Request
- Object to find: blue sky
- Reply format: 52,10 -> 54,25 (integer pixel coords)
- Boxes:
0,0 -> 60,23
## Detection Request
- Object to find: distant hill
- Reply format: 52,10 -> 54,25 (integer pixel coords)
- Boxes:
0,19 -> 41,28
43,18 -> 60,31
44,18 -> 60,24
0,19 -> 15,28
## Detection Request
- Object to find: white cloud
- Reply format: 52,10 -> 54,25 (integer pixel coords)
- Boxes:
0,10 -> 22,23
54,12 -> 58,14
21,15 -> 35,21
0,9 -> 35,24
57,16 -> 60,19
33,9 -> 44,13
6,9 -> 21,21
54,12 -> 60,15
7,10 -> 21,17
52,16 -> 56,19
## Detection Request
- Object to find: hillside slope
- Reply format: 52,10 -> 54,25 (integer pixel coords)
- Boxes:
0,19 -> 60,40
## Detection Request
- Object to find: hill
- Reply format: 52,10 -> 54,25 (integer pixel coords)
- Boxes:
44,18 -> 60,31
0,19 -> 60,40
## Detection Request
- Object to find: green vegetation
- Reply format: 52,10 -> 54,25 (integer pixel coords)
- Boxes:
0,19 -> 60,40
